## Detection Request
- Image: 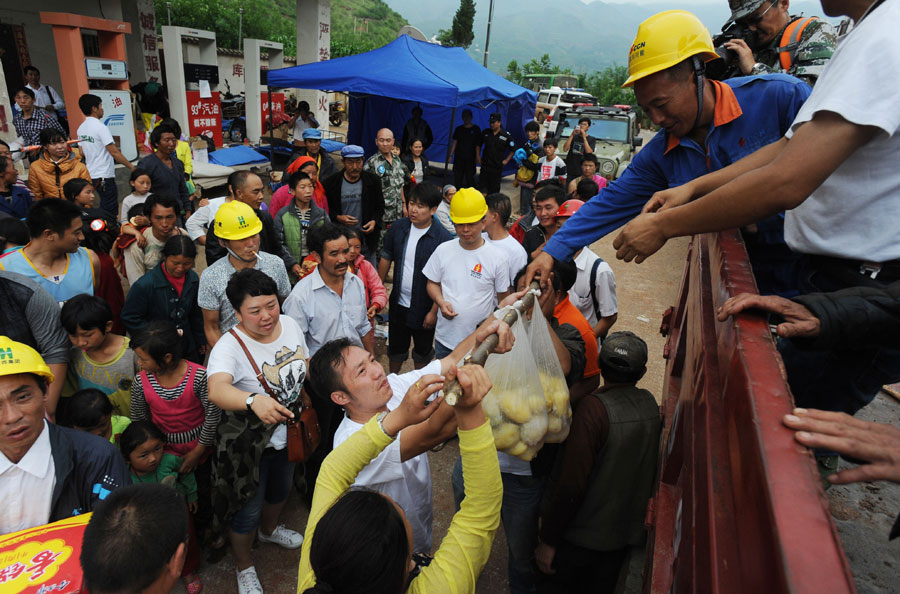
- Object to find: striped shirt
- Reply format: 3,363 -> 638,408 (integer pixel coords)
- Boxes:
129,366 -> 220,447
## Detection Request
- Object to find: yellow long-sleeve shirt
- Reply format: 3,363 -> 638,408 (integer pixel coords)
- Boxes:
297,416 -> 502,594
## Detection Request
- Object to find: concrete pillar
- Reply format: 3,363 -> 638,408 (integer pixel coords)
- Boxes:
296,0 -> 331,133
244,40 -> 284,144
123,0 -> 163,83
161,26 -> 217,137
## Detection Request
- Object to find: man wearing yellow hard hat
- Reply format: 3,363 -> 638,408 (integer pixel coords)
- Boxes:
527,9 -> 811,296
0,337 -> 129,535
197,199 -> 291,348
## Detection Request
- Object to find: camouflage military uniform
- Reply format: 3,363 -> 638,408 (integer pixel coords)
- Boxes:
364,151 -> 410,253
750,16 -> 837,86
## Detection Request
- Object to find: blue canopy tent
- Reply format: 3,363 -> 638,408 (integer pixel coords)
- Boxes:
266,35 -> 537,178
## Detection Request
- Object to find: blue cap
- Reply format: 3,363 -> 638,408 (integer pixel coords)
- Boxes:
341,144 -> 364,158
302,128 -> 323,140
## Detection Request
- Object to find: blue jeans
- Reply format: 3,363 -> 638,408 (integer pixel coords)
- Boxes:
452,456 -> 544,594
230,447 -> 295,534
434,341 -> 453,360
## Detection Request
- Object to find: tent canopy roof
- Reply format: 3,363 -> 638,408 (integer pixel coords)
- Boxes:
266,35 -> 537,108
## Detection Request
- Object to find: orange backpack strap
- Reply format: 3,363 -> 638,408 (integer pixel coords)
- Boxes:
778,16 -> 818,71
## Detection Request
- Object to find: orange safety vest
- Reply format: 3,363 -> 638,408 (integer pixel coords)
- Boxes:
778,16 -> 818,71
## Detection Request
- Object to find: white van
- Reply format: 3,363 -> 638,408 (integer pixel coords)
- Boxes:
536,87 -> 598,137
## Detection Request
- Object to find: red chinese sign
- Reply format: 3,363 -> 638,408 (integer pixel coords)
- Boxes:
0,514 -> 90,593
261,93 -> 286,134
186,91 -> 223,147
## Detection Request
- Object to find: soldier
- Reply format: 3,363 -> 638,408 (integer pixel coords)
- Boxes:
723,0 -> 837,86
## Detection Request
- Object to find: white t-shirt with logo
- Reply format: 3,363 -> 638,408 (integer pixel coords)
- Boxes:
77,116 -> 116,179
783,1 -> 900,262
207,315 -> 309,449
483,232 -> 528,292
537,155 -> 566,183
422,239 -> 509,349
331,359 -> 442,553
398,225 -> 429,307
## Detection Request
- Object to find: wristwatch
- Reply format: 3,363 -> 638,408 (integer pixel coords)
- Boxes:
376,411 -> 397,439
246,393 -> 257,412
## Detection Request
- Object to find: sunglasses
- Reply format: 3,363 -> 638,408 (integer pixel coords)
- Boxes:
738,0 -> 778,26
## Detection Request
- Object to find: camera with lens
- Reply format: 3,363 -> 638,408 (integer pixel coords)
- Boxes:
706,22 -> 759,80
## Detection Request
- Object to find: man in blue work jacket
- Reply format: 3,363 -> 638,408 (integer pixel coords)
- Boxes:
526,10 -> 811,296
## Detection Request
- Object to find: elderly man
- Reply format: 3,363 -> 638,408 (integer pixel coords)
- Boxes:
527,10 -> 812,297
0,337 -> 129,535
722,0 -> 836,86
611,0 -> 900,460
364,128 -> 410,229
323,144 -> 385,261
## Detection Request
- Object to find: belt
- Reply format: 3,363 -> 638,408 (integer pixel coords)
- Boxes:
811,255 -> 900,283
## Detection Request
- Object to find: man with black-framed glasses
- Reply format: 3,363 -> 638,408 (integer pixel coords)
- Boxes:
723,0 -> 837,86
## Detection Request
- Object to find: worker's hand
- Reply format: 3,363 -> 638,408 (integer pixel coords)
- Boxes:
249,393 -> 294,425
439,301 -> 458,320
717,293 -> 822,338
783,408 -> 900,484
642,184 -> 694,214
197,197 -> 210,208
535,542 -> 557,574
499,288 -> 528,309
525,251 -> 555,291
361,220 -> 376,233
474,318 -> 514,354
423,307 -> 437,329
336,214 -> 359,226
453,364 -> 493,410
134,233 -> 148,248
613,212 -> 667,263
383,374 -> 445,435
723,38 -> 756,76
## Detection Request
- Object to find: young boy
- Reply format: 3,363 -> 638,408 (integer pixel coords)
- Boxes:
556,199 -> 618,343
567,153 -> 607,196
379,183 -> 453,373
274,170 -> 330,283
515,121 -> 544,216
423,188 -> 510,359
523,180 -> 566,261
483,193 -> 527,292
435,184 -> 457,237
60,294 -> 138,417
537,137 -> 567,185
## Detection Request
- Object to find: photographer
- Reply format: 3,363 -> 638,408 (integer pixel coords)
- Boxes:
562,117 -> 596,178
720,0 -> 836,85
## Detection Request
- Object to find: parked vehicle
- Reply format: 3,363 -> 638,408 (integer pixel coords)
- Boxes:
535,86 -> 598,137
555,105 -> 642,180
329,100 -> 344,126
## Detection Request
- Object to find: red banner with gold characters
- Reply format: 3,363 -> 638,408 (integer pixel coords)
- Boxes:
0,514 -> 90,594
186,91 -> 223,147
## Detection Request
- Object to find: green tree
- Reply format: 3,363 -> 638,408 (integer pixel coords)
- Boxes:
437,0 -> 476,48
583,65 -> 634,105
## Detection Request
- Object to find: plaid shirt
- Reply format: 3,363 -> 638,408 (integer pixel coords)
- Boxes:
13,107 -> 66,147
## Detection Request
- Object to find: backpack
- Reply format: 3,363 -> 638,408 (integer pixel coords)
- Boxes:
778,17 -> 818,71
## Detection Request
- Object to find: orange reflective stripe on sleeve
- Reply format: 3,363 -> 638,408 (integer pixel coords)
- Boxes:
779,17 -> 818,71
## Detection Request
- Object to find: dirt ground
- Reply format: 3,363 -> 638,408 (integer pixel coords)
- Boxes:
175,130 -> 899,593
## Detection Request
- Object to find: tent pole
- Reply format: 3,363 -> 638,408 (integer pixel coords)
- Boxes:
444,107 -> 456,183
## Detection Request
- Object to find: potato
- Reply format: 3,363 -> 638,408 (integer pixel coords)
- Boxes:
547,415 -> 562,434
507,441 -> 528,457
492,422 -> 520,450
482,394 -> 501,423
499,390 -> 533,424
520,414 -> 548,446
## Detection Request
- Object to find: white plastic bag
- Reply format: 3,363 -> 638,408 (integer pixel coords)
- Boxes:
482,313 -> 548,461
528,303 -> 573,443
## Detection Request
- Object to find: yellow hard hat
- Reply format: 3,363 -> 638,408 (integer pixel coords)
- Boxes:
622,10 -> 720,88
449,188 -> 487,224
0,337 -> 54,382
214,200 -> 263,241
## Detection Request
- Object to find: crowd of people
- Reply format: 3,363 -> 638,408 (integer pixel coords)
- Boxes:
1,0 -> 898,593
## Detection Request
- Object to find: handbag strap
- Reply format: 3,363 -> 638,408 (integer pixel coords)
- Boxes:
227,328 -> 277,400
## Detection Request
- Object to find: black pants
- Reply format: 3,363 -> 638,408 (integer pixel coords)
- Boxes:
93,177 -> 119,218
479,166 -> 503,194
454,159 -> 476,189
537,542 -> 627,594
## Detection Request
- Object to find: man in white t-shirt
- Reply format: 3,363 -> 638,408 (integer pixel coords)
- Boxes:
186,195 -> 228,244
424,188 -> 510,359
309,317 -> 512,554
612,0 -> 900,420
289,101 -> 319,145
206,268 -> 308,594
77,94 -> 135,216
556,200 -> 618,343
483,192 -> 528,292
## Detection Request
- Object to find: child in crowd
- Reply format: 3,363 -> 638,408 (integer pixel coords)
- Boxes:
435,184 -> 457,236
274,170 -> 330,284
515,120 -> 544,215
63,178 -> 122,253
120,168 -> 153,225
483,193 -> 528,292
573,178 -> 600,202
378,182 -> 452,372
423,188 -> 509,359
119,420 -> 203,594
58,388 -> 130,444
0,217 -> 29,254
343,226 -> 387,324
537,137 -> 567,184
566,153 -> 607,197
523,180 -> 566,260
61,294 -> 138,416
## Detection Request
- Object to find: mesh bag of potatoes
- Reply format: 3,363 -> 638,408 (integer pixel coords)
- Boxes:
482,315 -> 549,461
528,303 -> 573,443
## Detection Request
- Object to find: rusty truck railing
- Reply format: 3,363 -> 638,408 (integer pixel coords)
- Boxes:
644,230 -> 857,594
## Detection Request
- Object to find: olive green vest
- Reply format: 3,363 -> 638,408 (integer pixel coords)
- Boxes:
565,386 -> 661,551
